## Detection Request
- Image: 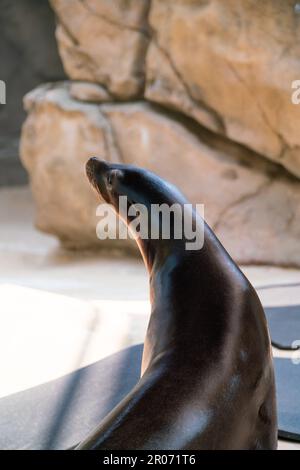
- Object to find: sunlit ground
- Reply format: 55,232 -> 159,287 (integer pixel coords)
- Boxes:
1,186 -> 300,449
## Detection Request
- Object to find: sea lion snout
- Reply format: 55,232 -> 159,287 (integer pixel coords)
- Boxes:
86,157 -> 108,184
86,157 -> 124,203
86,157 -> 110,201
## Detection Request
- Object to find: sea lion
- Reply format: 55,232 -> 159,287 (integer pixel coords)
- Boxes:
76,157 -> 277,450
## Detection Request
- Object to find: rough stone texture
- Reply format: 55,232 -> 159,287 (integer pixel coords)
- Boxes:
50,0 -> 150,99
20,83 -> 300,266
70,82 -> 113,103
145,0 -> 300,178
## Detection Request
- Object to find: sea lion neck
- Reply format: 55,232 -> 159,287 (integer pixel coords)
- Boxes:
135,236 -> 187,276
139,222 -> 247,375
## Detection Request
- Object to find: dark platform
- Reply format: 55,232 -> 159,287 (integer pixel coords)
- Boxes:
0,345 -> 142,450
265,305 -> 300,350
0,344 -> 299,449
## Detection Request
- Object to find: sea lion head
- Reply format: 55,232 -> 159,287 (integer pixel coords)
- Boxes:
86,157 -> 186,213
86,157 -> 198,267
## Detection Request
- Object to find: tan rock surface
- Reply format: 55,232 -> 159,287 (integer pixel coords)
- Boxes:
21,82 -> 132,251
50,0 -> 150,98
21,83 -> 300,266
146,0 -> 300,178
70,81 -> 113,103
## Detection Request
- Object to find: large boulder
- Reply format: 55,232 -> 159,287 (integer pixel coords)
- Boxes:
50,0 -> 150,99
20,83 -> 300,266
145,0 -> 300,178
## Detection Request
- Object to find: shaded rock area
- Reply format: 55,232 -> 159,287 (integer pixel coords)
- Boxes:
21,83 -> 300,266
0,0 -> 66,185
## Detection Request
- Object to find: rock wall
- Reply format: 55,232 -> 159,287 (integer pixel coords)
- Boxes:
21,0 -> 300,266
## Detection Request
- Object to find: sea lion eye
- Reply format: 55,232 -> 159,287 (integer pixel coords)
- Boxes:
107,172 -> 113,190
